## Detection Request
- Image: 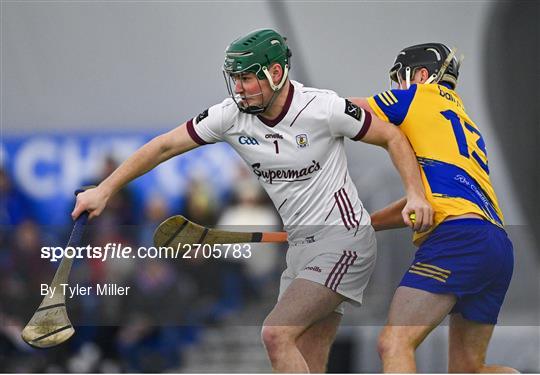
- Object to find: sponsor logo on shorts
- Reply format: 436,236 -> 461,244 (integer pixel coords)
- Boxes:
305,235 -> 315,243
305,266 -> 322,273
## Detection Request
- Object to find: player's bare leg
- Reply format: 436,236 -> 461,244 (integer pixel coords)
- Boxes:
296,311 -> 342,373
448,313 -> 519,373
378,286 -> 456,373
261,278 -> 345,373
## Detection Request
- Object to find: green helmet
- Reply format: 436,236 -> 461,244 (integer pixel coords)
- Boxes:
223,29 -> 292,114
224,28 -> 291,81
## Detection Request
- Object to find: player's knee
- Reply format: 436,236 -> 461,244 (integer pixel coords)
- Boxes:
261,325 -> 295,354
377,331 -> 393,358
377,328 -> 396,358
377,327 -> 415,359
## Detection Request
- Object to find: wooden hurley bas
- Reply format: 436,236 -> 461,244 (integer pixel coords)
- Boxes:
153,215 -> 288,249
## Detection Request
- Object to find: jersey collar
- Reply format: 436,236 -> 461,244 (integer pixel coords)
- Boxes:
257,83 -> 294,127
439,82 -> 453,89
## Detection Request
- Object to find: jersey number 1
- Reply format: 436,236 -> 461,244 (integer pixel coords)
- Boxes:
273,140 -> 280,154
440,109 -> 489,174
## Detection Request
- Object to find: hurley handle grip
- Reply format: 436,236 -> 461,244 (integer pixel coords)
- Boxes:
68,186 -> 94,246
67,212 -> 88,247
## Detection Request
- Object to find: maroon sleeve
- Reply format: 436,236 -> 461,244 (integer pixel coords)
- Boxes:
186,119 -> 209,145
352,111 -> 372,141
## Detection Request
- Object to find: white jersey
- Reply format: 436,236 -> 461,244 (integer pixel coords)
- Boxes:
186,80 -> 372,241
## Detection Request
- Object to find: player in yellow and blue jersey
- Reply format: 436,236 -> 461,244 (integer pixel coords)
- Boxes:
352,43 -> 517,373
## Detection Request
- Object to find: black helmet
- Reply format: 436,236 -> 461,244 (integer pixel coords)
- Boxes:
389,43 -> 461,89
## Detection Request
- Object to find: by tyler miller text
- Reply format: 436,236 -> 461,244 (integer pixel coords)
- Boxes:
41,283 -> 130,299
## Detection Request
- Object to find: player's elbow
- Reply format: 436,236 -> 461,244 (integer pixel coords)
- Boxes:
384,126 -> 408,151
148,133 -> 176,162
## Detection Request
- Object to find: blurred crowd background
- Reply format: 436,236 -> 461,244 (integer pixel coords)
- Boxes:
1,156 -> 287,372
1,0 -> 538,373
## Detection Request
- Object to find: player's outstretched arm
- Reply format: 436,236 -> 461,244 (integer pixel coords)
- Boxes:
71,123 -> 199,220
370,197 -> 408,231
360,117 -> 433,232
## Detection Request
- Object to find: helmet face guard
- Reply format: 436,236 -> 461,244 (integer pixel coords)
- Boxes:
223,29 -> 291,114
223,69 -> 266,114
389,43 -> 462,89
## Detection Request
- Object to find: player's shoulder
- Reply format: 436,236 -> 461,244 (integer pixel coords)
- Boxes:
377,85 -> 421,108
289,80 -> 342,120
384,84 -> 418,101
417,82 -> 461,100
193,97 -> 238,129
292,80 -> 339,101
413,83 -> 467,114
432,83 -> 465,105
296,81 -> 344,112
367,85 -> 419,125
199,97 -> 238,117
214,97 -> 240,120
215,97 -> 239,113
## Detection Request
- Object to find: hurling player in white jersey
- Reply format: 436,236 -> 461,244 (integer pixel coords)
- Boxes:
72,29 -> 432,372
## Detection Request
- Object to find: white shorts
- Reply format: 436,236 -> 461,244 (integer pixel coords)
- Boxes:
278,225 -> 377,315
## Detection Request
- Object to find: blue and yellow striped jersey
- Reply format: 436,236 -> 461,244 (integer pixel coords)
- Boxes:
367,83 -> 504,244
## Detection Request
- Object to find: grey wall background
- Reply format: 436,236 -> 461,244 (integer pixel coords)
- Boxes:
2,1 -> 538,372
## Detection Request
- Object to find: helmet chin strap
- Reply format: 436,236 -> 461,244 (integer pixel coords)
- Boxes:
429,47 -> 457,85
256,64 -> 289,114
424,73 -> 438,85
262,65 -> 289,91
405,67 -> 411,89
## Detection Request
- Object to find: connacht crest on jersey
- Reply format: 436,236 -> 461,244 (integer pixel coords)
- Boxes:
296,134 -> 309,148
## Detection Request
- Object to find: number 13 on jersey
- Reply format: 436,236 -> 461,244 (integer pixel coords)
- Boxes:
440,109 -> 490,175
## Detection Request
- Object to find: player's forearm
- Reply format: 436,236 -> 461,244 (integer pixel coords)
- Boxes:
98,134 -> 174,197
385,130 -> 425,199
72,124 -> 197,221
371,197 -> 407,231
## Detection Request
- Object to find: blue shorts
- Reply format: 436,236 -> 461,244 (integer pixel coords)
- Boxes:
399,219 -> 514,324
